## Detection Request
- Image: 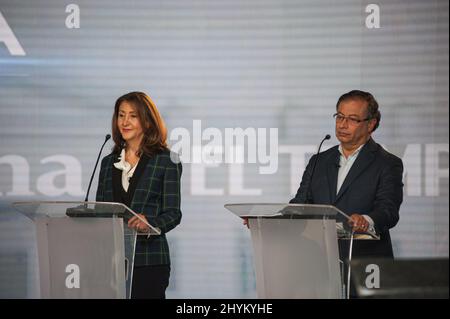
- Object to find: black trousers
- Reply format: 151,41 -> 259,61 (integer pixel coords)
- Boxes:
131,265 -> 170,299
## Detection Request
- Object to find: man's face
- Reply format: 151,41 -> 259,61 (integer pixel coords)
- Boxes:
335,99 -> 376,148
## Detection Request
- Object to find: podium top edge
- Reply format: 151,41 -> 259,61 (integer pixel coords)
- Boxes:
224,203 -> 339,209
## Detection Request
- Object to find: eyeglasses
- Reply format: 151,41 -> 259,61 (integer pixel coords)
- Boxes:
333,113 -> 371,126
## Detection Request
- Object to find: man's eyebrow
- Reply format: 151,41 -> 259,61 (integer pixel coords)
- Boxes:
338,112 -> 361,117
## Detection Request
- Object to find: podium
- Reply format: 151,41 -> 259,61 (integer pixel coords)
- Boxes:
224,203 -> 378,299
12,201 -> 161,299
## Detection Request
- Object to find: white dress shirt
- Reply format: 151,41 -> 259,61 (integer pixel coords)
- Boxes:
337,143 -> 376,232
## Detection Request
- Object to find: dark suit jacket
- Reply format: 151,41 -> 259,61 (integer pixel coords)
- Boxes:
96,149 -> 182,266
290,138 -> 403,258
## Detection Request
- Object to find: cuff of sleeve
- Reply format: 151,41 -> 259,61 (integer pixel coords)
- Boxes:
363,215 -> 376,233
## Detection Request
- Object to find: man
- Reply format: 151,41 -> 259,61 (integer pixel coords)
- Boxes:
290,90 -> 404,258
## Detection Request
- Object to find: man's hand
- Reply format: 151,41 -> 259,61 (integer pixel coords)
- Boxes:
128,214 -> 150,233
348,214 -> 369,233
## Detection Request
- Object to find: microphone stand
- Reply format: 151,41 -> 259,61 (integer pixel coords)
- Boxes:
66,134 -> 111,217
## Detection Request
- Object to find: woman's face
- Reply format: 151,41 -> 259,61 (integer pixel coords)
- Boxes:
117,101 -> 144,146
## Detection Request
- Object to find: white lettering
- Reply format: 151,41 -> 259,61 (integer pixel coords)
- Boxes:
365,4 -> 381,29
170,127 -> 190,164
168,120 -> 279,174
65,264 -> 80,289
36,155 -> 84,197
65,4 -> 80,29
280,145 -> 317,195
191,161 -> 224,196
0,143 -> 447,197
176,303 -> 210,316
257,128 -> 278,174
425,144 -> 449,197
0,155 -> 34,196
0,11 -> 25,55
402,144 -> 422,197
229,161 -> 262,196
365,264 -> 380,289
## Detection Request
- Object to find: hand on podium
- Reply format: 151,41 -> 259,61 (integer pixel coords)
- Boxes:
128,214 -> 150,233
348,214 -> 369,233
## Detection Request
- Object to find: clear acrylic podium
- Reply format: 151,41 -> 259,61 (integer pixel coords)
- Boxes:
224,203 -> 379,299
12,201 -> 161,299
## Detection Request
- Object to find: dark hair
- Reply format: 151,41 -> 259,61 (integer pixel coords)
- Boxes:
112,91 -> 168,157
336,90 -> 381,132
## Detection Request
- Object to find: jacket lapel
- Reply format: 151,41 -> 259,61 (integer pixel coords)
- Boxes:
111,153 -> 122,203
128,154 -> 150,206
335,138 -> 378,203
327,148 -> 340,204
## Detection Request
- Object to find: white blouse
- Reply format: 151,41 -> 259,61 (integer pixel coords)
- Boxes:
113,149 -> 139,192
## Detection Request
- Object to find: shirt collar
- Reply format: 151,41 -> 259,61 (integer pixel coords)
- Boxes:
113,149 -> 131,171
338,143 -> 365,160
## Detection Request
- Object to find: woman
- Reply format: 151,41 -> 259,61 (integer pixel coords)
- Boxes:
96,91 -> 182,299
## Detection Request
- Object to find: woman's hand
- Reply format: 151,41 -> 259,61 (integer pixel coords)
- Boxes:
128,214 -> 150,233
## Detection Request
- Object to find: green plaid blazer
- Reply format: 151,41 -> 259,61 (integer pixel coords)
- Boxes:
96,149 -> 182,266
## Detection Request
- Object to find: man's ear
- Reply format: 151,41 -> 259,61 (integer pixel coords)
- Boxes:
368,118 -> 377,133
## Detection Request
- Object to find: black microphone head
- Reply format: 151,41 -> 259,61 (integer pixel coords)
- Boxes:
325,134 -> 331,140
105,134 -> 111,141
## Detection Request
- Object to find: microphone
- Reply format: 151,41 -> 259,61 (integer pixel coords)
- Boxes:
67,134 -> 111,218
85,134 -> 111,202
305,134 -> 331,204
